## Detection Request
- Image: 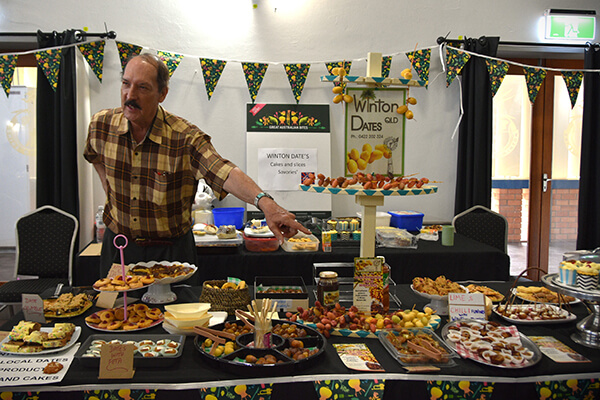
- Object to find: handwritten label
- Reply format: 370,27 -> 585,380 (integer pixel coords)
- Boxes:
99,343 -> 134,379
448,292 -> 486,321
96,291 -> 119,310
21,294 -> 45,323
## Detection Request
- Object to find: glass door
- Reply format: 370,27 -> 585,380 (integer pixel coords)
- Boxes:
492,59 -> 583,280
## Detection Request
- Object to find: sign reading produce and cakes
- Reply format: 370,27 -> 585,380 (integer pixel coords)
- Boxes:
344,88 -> 407,177
353,257 -> 389,315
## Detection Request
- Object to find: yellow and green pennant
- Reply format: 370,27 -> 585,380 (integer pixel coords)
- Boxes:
445,47 -> 470,87
523,66 -> 547,105
427,380 -> 495,399
313,379 -> 385,400
407,48 -> 431,84
198,383 -> 273,399
325,61 -> 352,86
561,70 -> 584,108
35,48 -> 62,91
77,41 -> 105,83
284,63 -> 310,103
199,58 -> 227,101
242,62 -> 268,103
536,379 -> 599,399
157,50 -> 184,77
485,59 -> 510,97
381,55 -> 392,78
0,54 -> 18,97
115,41 -> 143,71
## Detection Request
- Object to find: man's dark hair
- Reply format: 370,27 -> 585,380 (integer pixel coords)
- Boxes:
124,53 -> 170,93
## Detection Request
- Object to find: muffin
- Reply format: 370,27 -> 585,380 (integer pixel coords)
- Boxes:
576,267 -> 599,291
559,261 -> 578,286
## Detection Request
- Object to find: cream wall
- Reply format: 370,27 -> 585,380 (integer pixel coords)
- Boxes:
1,0 -> 598,245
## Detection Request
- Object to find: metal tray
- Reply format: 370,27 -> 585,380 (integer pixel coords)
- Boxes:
75,334 -> 185,368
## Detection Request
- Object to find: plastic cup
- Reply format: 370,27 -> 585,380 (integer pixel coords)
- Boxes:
442,225 -> 454,246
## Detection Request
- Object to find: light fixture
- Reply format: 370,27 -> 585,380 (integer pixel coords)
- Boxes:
544,9 -> 596,41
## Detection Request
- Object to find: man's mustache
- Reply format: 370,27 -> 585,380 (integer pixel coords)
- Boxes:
125,99 -> 141,110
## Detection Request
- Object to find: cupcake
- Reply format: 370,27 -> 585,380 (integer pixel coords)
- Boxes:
576,267 -> 599,291
559,261 -> 578,286
352,230 -> 361,241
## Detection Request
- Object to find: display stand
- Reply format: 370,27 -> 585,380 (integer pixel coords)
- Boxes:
542,273 -> 600,349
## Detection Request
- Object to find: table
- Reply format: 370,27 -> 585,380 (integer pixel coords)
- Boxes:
1,281 -> 598,400
75,233 -> 510,287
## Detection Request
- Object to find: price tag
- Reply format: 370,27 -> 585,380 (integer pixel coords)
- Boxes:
448,292 -> 486,321
21,294 -> 45,323
96,291 -> 119,309
99,343 -> 135,379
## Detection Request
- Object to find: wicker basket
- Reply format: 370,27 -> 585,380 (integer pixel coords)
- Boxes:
199,280 -> 251,315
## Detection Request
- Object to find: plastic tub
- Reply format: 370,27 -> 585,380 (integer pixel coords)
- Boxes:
357,211 -> 391,227
243,233 -> 279,252
388,211 -> 424,232
212,207 -> 245,229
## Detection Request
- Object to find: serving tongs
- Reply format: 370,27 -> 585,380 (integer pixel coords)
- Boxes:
406,338 -> 443,362
193,325 -> 237,355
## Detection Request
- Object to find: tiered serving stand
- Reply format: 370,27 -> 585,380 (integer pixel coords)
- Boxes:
542,273 -> 600,349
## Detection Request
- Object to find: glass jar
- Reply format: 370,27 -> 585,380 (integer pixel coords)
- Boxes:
317,271 -> 339,307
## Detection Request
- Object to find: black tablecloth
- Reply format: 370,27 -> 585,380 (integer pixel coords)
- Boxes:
1,280 -> 598,399
75,233 -> 510,287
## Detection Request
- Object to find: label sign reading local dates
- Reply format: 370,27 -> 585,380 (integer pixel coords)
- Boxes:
448,292 -> 486,321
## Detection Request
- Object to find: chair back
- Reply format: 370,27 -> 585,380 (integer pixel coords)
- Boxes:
452,205 -> 508,253
14,205 -> 78,284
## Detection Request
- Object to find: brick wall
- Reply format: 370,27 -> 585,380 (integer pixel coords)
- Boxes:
492,188 -> 578,243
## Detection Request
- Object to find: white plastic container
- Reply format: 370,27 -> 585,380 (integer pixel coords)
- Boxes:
356,211 -> 391,227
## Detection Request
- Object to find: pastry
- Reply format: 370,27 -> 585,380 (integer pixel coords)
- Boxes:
216,225 -> 237,239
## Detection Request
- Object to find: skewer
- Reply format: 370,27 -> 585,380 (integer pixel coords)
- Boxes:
193,325 -> 236,341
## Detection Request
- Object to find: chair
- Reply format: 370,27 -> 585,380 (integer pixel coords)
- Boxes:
0,205 -> 78,316
452,205 -> 508,253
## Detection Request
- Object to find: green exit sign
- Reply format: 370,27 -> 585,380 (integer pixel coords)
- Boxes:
545,10 -> 596,40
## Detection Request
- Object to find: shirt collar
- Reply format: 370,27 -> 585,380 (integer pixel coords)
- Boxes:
116,106 -> 166,145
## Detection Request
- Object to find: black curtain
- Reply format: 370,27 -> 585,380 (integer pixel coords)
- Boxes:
454,36 -> 500,215
36,30 -> 80,220
576,43 -> 600,250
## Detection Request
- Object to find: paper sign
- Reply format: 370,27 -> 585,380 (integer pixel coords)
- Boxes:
257,148 -> 318,190
96,291 -> 119,310
448,292 -> 486,321
99,343 -> 135,379
21,294 -> 45,323
529,336 -> 591,363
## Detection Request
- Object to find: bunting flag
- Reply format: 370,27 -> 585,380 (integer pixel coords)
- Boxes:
284,63 -> 310,103
242,62 -> 269,103
115,41 -> 143,71
326,61 -> 352,86
0,54 -> 18,97
561,70 -> 584,108
199,58 -> 227,101
445,47 -> 470,87
157,50 -> 184,77
35,48 -> 62,91
523,66 -> 547,105
427,381 -> 495,399
78,41 -> 105,83
407,48 -> 431,84
198,384 -> 273,399
381,55 -> 392,78
485,59 -> 510,97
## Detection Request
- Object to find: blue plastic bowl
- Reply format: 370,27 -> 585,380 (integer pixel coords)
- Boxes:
212,207 -> 245,229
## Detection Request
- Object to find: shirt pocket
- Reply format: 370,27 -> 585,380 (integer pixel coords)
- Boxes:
147,170 -> 181,208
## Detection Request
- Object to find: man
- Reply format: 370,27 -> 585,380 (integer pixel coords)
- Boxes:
84,53 -> 309,275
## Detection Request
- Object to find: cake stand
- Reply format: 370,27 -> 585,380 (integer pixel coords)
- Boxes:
541,273 -> 600,348
299,184 -> 437,258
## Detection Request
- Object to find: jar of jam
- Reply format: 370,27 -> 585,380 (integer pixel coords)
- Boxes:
317,271 -> 339,307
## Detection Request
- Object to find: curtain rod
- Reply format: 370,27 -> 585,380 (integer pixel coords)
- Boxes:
436,36 -> 595,49
0,30 -> 117,40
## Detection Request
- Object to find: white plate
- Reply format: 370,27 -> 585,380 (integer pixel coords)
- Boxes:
0,326 -> 81,356
130,261 -> 198,285
243,226 -> 274,238
162,311 -> 228,336
511,288 -> 580,305
493,304 -> 577,325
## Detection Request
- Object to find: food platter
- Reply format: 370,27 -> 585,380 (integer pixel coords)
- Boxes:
410,284 -> 468,316
86,317 -> 164,333
299,184 -> 437,197
194,319 -> 326,377
378,328 -> 458,367
441,319 -> 542,369
127,261 -> 197,304
44,299 -> 93,319
85,306 -> 164,333
511,287 -> 579,305
0,327 -> 81,356
493,304 -> 576,325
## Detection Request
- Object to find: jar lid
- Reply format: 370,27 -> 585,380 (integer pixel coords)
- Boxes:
319,271 -> 338,279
